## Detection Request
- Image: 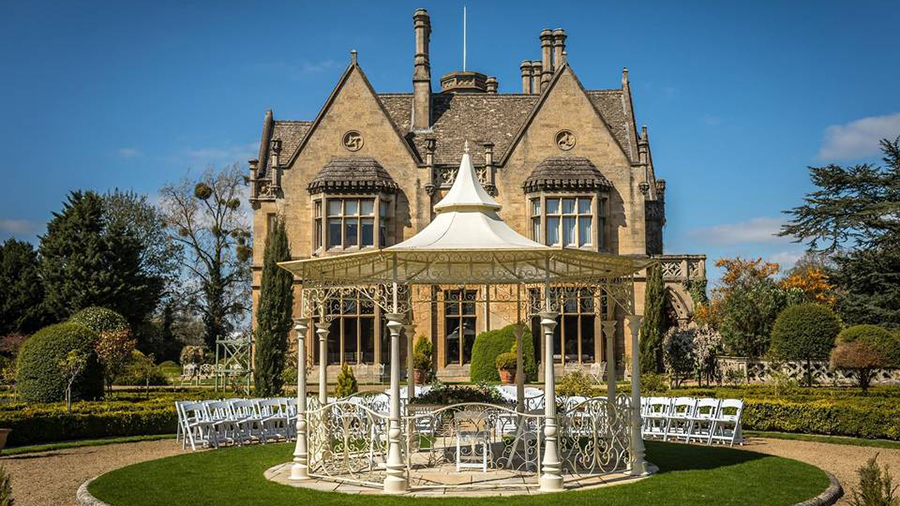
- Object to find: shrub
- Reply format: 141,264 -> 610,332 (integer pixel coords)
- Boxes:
470,324 -> 536,383
641,372 -> 669,394
663,327 -> 695,387
770,303 -> 841,386
640,264 -> 666,374
832,325 -> 900,394
69,306 -> 130,336
335,362 -> 358,398
116,351 -> 168,387
413,336 -> 433,374
495,351 -> 517,371
849,455 -> 899,506
16,323 -> 103,403
179,345 -> 207,365
556,370 -> 595,397
410,383 -> 506,406
0,464 -> 11,506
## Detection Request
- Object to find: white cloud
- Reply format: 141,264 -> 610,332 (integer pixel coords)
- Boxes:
118,147 -> 141,158
769,250 -> 803,270
0,219 -> 36,235
688,217 -> 791,246
818,112 -> 900,161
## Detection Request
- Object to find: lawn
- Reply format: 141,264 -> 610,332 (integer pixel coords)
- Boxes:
88,441 -> 830,506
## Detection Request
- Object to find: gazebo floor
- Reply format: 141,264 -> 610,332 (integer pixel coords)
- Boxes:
265,461 -> 648,497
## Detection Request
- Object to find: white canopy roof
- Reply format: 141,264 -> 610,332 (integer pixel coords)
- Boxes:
389,142 -> 545,251
279,142 -> 653,286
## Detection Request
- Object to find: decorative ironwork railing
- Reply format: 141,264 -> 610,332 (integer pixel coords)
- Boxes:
302,395 -> 633,490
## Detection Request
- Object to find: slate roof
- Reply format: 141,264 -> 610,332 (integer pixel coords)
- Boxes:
259,89 -> 636,172
522,156 -> 613,193
306,157 -> 400,195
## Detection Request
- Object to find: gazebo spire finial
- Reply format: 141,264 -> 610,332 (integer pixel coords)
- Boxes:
464,139 -> 469,154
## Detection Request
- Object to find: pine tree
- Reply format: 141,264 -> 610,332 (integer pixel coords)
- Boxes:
640,264 -> 666,374
39,191 -> 157,325
253,216 -> 293,396
0,238 -> 46,335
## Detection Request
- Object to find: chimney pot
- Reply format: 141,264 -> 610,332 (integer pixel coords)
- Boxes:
412,9 -> 432,131
520,60 -> 531,94
552,28 -> 567,67
350,50 -> 358,65
485,76 -> 498,94
540,29 -> 553,87
531,60 -> 542,94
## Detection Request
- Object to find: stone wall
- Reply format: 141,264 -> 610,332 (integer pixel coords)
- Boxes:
720,357 -> 900,386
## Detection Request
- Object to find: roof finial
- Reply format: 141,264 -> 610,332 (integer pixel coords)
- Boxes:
464,139 -> 469,154
350,49 -> 358,65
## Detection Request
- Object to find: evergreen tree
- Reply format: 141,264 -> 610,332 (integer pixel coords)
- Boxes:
0,238 -> 46,335
39,191 -> 157,325
253,216 -> 293,396
640,264 -> 666,374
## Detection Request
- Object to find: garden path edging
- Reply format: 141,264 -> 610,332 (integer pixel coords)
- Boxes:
75,471 -> 845,506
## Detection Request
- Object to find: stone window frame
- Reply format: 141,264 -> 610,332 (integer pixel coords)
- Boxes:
528,192 -> 608,252
311,193 -> 394,256
314,292 -> 379,366
443,289 -> 478,367
529,287 -> 607,366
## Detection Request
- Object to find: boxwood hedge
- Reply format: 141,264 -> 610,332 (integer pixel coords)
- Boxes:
16,322 -> 104,403
470,324 -> 536,382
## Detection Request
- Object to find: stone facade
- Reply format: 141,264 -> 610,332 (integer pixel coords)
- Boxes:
249,9 -> 705,382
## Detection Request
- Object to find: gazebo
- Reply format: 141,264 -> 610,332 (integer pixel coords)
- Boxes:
278,142 -> 652,494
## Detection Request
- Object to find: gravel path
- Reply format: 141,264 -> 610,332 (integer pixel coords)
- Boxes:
2,437 -> 898,506
1,439 -> 184,506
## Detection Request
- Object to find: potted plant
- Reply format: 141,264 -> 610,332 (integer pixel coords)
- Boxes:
413,336 -> 433,383
495,351 -> 517,384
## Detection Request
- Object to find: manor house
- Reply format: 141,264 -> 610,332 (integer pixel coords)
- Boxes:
249,9 -> 706,381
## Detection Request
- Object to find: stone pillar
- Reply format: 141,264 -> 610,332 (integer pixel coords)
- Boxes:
316,322 -> 329,405
384,313 -> 408,493
540,29 -> 553,88
290,318 -> 310,481
520,60 -> 531,93
602,320 -> 617,402
626,315 -> 648,475
538,310 -> 563,492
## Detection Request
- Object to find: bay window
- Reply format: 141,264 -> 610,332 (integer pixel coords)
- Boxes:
530,195 -> 604,249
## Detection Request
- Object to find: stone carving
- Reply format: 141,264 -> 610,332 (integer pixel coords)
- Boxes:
555,130 -> 576,151
342,130 -> 363,152
720,357 -> 900,386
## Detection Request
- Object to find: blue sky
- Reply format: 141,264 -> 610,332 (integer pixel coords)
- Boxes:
1,1 -> 899,283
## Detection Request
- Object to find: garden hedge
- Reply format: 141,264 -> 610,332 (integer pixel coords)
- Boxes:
16,322 -> 104,403
69,306 -> 130,335
769,303 -> 840,363
470,324 -> 536,382
836,324 -> 900,367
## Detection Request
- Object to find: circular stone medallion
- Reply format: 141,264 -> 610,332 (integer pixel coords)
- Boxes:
556,130 -> 576,151
342,130 -> 363,151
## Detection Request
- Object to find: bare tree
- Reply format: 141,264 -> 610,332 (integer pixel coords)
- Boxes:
159,164 -> 252,349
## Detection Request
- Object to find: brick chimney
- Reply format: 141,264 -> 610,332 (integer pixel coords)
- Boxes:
412,8 -> 432,131
540,28 -> 553,88
552,28 -> 566,67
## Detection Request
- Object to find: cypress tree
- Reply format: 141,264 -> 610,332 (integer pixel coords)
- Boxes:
640,264 -> 666,374
253,216 -> 293,396
0,238 -> 46,335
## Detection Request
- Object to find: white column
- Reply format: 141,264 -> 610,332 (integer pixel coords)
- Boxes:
384,313 -> 408,493
626,315 -> 648,475
538,310 -> 563,492
316,322 -> 329,405
405,323 -> 416,401
602,320 -> 617,403
290,318 -> 310,481
515,323 -> 525,413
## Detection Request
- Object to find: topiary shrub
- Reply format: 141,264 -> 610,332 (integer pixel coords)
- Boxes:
495,351 -> 518,372
413,336 -> 434,376
69,306 -> 129,336
556,370 -> 596,398
831,324 -> 900,394
335,362 -> 358,398
470,324 -> 536,383
769,303 -> 841,386
16,323 -> 103,403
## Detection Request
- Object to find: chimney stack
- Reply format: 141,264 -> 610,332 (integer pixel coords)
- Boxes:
552,28 -> 567,67
412,9 -> 432,131
531,60 -> 542,94
540,28 -> 553,88
485,76 -> 498,94
520,60 -> 531,94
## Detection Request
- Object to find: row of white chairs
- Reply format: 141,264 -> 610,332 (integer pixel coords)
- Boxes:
176,398 -> 297,451
641,397 -> 743,446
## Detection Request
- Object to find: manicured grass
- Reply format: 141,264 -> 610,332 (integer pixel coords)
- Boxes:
88,441 -> 830,506
748,430 -> 900,450
2,434 -> 175,456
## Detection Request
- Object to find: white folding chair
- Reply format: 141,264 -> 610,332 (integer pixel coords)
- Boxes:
180,401 -> 215,451
709,399 -> 744,446
257,398 -> 290,442
686,398 -> 720,444
454,410 -> 490,473
664,397 -> 696,442
642,397 -> 671,440
205,400 -> 240,446
590,362 -> 607,384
